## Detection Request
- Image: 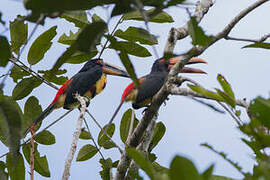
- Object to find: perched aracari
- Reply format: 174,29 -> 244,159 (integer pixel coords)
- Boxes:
25,58 -> 129,135
107,56 -> 207,125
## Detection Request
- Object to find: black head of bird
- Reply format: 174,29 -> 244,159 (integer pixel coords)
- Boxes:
79,58 -> 129,77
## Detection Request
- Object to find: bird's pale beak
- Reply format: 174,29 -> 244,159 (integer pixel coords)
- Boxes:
168,57 -> 207,74
102,62 -> 130,77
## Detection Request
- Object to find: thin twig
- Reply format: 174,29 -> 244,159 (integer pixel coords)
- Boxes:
10,57 -> 59,90
62,95 -> 87,180
189,96 -> 225,113
83,118 -> 105,160
225,33 -> 270,43
217,102 -> 242,126
85,110 -> 123,153
0,109 -> 73,159
169,87 -> 249,108
0,73 -> 10,79
98,16 -> 123,58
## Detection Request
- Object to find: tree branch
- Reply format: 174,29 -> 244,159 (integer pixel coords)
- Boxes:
169,87 -> 249,108
225,33 -> 270,43
164,0 -> 213,53
85,110 -> 123,153
125,119 -> 156,180
62,95 -> 87,180
10,56 -> 59,90
114,0 -> 267,179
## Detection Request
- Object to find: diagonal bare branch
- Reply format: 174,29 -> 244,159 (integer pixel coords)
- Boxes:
62,94 -> 87,180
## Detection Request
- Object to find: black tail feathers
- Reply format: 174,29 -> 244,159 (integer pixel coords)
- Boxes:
24,103 -> 55,136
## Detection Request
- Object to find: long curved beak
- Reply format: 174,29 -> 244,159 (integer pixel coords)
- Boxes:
102,62 -> 130,78
168,56 -> 207,74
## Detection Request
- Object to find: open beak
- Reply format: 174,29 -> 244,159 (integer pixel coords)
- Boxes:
168,56 -> 207,74
102,62 -> 130,78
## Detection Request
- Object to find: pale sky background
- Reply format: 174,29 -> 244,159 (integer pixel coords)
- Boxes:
1,0 -> 270,179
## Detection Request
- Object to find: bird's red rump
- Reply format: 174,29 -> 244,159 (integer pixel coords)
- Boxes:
51,79 -> 73,105
121,82 -> 135,102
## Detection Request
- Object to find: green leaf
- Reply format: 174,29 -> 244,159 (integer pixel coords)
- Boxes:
0,109 -> 8,146
0,97 -> 23,163
6,153 -> 25,180
169,155 -> 200,180
0,12 -> 5,25
216,89 -> 236,108
107,35 -> 140,89
114,27 -> 158,45
0,160 -> 8,180
22,96 -> 42,134
58,30 -> 81,45
91,14 -> 108,33
0,36 -> 11,67
9,66 -> 29,83
149,121 -> 166,151
38,69 -> 68,85
126,147 -> 156,179
167,0 -> 185,6
9,15 -> 28,54
76,21 -> 107,53
201,164 -> 214,180
92,14 -> 105,23
242,42 -> 270,49
79,129 -> 91,140
109,41 -> 151,57
188,84 -> 223,101
148,152 -> 157,162
76,144 -> 98,161
61,11 -> 89,28
217,74 -> 235,100
211,175 -> 234,180
34,130 -> 55,145
99,158 -> 113,180
12,77 -> 42,100
27,26 -> 57,65
152,162 -> 169,174
65,50 -> 98,64
123,8 -> 174,23
235,110 -> 241,117
120,109 -> 139,143
188,16 -> 212,46
111,1 -> 133,17
24,0 -> 114,13
22,143 -> 50,177
98,124 -> 116,149
119,51 -> 140,89
112,160 -> 119,168
249,97 -> 270,129
52,22 -> 106,72
50,43 -> 77,73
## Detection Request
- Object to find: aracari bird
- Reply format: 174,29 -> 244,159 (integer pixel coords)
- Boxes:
25,58 -> 129,135
108,56 -> 207,124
